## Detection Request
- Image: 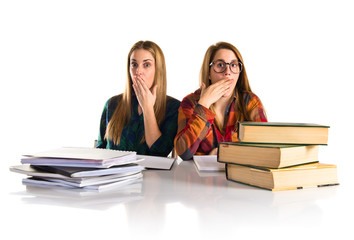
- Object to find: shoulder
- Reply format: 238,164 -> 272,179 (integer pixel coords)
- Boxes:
164,95 -> 181,113
242,91 -> 262,104
166,95 -> 181,108
180,89 -> 201,108
106,94 -> 123,109
241,91 -> 265,110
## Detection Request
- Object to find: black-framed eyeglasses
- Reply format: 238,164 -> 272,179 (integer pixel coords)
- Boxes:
210,60 -> 243,74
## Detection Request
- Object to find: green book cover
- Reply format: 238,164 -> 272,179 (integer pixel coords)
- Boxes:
219,142 -> 309,149
238,122 -> 330,128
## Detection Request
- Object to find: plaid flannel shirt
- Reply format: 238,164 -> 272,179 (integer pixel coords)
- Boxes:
174,89 -> 267,160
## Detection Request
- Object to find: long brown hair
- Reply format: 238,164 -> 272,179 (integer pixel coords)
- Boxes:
105,41 -> 167,145
200,42 -> 253,132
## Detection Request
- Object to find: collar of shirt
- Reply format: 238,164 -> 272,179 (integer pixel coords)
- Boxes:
224,93 -> 237,116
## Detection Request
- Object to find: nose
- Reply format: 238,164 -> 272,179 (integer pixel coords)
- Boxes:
134,66 -> 144,77
224,64 -> 231,75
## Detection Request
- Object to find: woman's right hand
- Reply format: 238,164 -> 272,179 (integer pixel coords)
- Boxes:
198,78 -> 232,108
132,74 -> 157,113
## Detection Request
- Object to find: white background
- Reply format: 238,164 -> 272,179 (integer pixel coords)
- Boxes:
1,0 -> 353,239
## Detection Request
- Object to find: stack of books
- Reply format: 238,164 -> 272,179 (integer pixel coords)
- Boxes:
218,122 -> 339,191
10,147 -> 145,191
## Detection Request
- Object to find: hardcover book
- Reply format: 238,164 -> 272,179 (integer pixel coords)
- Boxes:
218,143 -> 319,168
237,122 -> 329,145
226,162 -> 338,191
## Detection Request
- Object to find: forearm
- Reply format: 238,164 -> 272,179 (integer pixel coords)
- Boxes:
143,105 -> 162,148
175,104 -> 215,159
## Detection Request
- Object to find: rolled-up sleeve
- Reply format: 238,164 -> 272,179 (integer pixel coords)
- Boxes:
174,95 -> 216,160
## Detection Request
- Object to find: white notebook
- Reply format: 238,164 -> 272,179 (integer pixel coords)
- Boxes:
23,147 -> 135,160
193,155 -> 225,172
137,155 -> 175,170
21,147 -> 137,168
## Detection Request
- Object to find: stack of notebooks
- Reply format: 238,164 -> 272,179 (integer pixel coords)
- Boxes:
218,122 -> 339,191
10,147 -> 145,191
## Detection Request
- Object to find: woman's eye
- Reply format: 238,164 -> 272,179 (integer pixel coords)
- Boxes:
144,63 -> 151,67
131,62 -> 138,68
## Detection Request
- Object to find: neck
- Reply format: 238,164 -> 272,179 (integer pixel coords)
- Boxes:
214,95 -> 233,110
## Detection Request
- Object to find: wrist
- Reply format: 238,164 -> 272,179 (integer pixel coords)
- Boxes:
142,103 -> 154,114
198,99 -> 210,109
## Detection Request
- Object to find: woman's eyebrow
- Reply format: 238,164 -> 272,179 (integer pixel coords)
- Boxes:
130,59 -> 153,62
214,58 -> 238,62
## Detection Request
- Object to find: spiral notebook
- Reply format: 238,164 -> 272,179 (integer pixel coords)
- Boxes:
21,147 -> 137,168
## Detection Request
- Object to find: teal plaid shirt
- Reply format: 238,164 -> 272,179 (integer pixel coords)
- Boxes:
96,94 -> 180,157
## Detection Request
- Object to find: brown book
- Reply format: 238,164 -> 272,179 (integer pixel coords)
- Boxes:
218,143 -> 319,168
226,162 -> 338,191
238,122 -> 329,145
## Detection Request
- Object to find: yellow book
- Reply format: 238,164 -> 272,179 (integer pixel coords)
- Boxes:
218,143 -> 319,168
226,162 -> 338,191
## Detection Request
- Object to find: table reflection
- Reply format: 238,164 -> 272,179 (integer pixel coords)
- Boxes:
15,159 -> 338,231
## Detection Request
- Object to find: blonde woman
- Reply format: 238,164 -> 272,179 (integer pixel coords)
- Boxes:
97,41 -> 180,156
174,42 -> 267,160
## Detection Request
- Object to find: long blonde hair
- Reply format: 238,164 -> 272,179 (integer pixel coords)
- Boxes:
105,41 -> 167,145
200,42 -> 253,132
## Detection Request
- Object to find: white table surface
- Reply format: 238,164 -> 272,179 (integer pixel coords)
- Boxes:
3,159 -> 353,240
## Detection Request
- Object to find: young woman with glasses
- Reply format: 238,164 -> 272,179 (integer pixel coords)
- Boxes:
96,41 -> 180,156
174,42 -> 267,160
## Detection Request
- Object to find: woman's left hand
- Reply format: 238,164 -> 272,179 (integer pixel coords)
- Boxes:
132,75 -> 157,112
